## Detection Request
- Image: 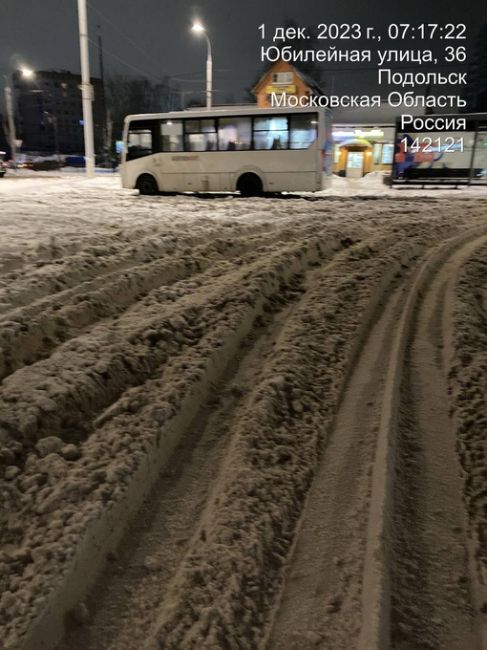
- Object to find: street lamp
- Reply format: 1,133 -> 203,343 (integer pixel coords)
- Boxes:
191,21 -> 213,110
77,0 -> 95,177
20,67 -> 34,80
3,66 -> 35,166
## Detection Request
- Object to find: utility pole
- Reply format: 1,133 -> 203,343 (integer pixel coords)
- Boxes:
191,22 -> 213,110
3,76 -> 17,165
206,37 -> 212,110
77,0 -> 95,177
97,24 -> 110,165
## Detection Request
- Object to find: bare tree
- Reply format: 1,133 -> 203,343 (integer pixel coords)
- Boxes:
105,75 -> 180,144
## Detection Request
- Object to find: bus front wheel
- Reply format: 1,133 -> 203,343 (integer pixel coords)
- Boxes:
236,173 -> 263,197
136,174 -> 159,195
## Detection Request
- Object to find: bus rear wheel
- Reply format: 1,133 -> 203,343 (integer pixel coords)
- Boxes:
237,173 -> 263,197
136,174 -> 159,195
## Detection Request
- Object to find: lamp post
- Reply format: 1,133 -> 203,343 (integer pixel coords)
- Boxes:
3,66 -> 34,166
191,21 -> 213,110
77,0 -> 95,177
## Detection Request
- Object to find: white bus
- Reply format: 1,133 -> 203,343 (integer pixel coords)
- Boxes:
121,106 -> 332,195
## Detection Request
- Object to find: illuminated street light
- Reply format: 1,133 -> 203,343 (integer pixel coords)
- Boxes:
191,21 -> 205,34
20,67 -> 35,79
191,20 -> 213,109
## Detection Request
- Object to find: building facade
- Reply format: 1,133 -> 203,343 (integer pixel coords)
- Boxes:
251,60 -> 323,109
13,70 -> 106,155
332,125 -> 395,177
0,116 -> 8,157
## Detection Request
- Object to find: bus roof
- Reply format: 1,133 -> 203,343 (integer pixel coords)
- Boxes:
124,105 -> 329,123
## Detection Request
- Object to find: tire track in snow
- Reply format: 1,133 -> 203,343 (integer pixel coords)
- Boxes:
1,202 -> 486,650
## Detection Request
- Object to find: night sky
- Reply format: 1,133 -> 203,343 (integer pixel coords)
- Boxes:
1,0 -> 485,120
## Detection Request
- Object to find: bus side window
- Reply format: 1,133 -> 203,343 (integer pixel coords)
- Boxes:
184,119 -> 217,152
161,120 -> 183,152
218,117 -> 251,151
127,129 -> 153,160
289,114 -> 318,149
253,116 -> 289,150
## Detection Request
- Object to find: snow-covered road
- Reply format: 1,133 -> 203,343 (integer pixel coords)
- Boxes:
0,175 -> 486,649
1,171 -> 485,264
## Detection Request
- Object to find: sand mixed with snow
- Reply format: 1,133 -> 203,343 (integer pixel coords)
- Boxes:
0,174 -> 486,649
450,245 -> 487,586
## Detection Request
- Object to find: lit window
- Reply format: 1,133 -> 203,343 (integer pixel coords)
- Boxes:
253,115 -> 289,150
184,119 -> 217,151
289,113 -> 317,149
161,120 -> 183,152
218,117 -> 251,150
373,143 -> 382,164
381,144 -> 394,164
272,72 -> 293,85
127,125 -> 152,160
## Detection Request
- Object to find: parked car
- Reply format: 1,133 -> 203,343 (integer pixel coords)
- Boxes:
0,152 -> 7,177
31,160 -> 62,171
64,155 -> 86,168
17,160 -> 34,170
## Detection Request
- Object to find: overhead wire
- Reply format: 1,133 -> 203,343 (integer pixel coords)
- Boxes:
86,1 -> 165,78
86,1 -> 228,84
